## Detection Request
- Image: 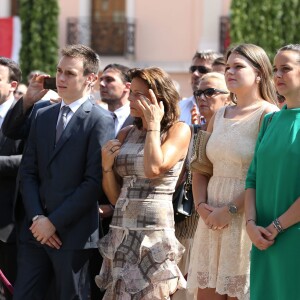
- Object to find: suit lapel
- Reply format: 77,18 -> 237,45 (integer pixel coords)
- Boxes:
48,100 -> 93,165
121,115 -> 134,129
0,100 -> 18,150
0,129 -> 7,150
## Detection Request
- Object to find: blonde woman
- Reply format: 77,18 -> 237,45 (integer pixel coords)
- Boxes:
188,44 -> 278,300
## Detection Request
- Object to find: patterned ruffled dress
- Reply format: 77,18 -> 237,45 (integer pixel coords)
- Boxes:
96,126 -> 186,299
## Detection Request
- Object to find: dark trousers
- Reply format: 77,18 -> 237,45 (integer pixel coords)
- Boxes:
13,242 -> 92,300
0,241 -> 17,300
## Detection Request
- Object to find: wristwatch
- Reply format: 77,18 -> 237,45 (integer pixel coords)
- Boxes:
227,203 -> 238,214
32,215 -> 42,222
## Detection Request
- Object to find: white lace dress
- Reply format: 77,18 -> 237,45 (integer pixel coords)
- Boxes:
187,105 -> 267,300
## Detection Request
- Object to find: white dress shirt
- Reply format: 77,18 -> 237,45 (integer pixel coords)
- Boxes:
57,97 -> 88,127
179,95 -> 199,125
112,103 -> 131,135
0,97 -> 14,128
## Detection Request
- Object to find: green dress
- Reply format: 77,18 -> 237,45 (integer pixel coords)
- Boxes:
246,105 -> 300,300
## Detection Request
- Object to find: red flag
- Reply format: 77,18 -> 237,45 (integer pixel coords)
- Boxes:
0,16 -> 21,62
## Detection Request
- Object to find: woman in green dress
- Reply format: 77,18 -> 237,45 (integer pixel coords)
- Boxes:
245,44 -> 300,300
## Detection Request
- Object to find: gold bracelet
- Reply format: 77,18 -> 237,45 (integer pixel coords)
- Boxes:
246,219 -> 256,226
196,202 -> 206,209
102,168 -> 113,173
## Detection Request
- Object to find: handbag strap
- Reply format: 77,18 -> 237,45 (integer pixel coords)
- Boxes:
185,125 -> 201,186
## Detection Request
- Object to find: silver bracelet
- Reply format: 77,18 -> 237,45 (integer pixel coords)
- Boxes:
272,218 -> 284,233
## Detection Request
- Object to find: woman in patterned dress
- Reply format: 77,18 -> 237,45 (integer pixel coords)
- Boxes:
187,44 -> 278,300
96,67 -> 191,299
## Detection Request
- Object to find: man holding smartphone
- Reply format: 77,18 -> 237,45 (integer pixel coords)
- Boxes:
12,44 -> 114,300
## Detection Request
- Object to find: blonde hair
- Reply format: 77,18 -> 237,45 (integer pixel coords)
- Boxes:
200,72 -> 229,92
226,44 -> 278,105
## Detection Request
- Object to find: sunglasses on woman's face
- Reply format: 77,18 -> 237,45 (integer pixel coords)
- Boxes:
194,88 -> 229,99
189,65 -> 212,74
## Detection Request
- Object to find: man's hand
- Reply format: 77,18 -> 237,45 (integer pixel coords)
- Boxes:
30,216 -> 57,245
23,74 -> 50,110
190,104 -> 200,124
45,233 -> 62,249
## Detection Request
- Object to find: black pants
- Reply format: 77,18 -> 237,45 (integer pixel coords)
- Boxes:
0,241 -> 17,300
14,242 -> 92,300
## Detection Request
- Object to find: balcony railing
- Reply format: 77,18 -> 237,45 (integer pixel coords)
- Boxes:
67,17 -> 135,57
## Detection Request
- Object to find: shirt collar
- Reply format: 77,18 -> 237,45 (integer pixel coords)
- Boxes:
0,97 -> 14,119
113,103 -> 130,119
60,96 -> 89,113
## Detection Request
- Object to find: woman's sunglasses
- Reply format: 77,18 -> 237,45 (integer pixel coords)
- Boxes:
194,88 -> 229,99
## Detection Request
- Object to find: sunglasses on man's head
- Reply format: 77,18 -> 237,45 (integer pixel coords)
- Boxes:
189,65 -> 212,74
194,88 -> 229,99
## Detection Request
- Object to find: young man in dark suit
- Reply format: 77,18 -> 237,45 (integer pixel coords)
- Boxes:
13,44 -> 115,300
0,57 -> 23,300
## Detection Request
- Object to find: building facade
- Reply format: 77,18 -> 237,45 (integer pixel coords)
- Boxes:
3,0 -> 231,97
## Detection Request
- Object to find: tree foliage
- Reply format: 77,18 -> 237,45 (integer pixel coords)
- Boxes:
19,0 -> 59,81
230,0 -> 300,60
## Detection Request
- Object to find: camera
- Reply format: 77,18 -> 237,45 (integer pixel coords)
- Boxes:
43,77 -> 57,90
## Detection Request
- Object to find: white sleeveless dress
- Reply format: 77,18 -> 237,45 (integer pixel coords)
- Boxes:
187,104 -> 268,300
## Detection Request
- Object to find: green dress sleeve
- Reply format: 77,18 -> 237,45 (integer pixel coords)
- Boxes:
245,112 -> 275,189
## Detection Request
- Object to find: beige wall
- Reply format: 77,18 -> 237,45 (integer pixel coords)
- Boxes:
134,0 -> 203,64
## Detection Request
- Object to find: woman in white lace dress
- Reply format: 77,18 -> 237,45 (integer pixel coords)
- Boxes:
187,44 -> 279,300
96,67 -> 191,299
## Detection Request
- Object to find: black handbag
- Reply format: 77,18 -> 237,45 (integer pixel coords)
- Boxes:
173,171 -> 193,223
172,125 -> 200,223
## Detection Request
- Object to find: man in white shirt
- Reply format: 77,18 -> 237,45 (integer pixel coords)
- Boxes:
179,50 -> 222,125
13,44 -> 114,300
99,64 -> 133,135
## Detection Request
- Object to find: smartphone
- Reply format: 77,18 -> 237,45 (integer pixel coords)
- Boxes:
43,77 -> 57,90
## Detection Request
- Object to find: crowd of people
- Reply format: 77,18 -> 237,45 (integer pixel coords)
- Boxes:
0,41 -> 299,300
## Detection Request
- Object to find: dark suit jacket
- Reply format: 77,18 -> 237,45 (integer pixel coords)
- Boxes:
120,115 -> 134,131
2,99 -> 51,141
19,100 -> 114,249
0,102 -> 23,243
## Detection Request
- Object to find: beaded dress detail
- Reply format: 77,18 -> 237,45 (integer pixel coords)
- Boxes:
187,104 -> 268,300
96,126 -> 186,300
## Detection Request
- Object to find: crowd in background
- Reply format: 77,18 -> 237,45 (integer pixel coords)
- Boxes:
0,41 -> 299,300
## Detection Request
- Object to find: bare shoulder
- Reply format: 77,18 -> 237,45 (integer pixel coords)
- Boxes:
263,102 -> 280,115
259,102 -> 279,128
168,121 -> 191,137
117,125 -> 134,144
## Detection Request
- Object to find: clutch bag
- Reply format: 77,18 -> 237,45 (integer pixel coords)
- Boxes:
190,130 -> 213,177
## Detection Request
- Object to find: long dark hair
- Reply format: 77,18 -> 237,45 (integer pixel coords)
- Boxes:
128,67 -> 180,134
